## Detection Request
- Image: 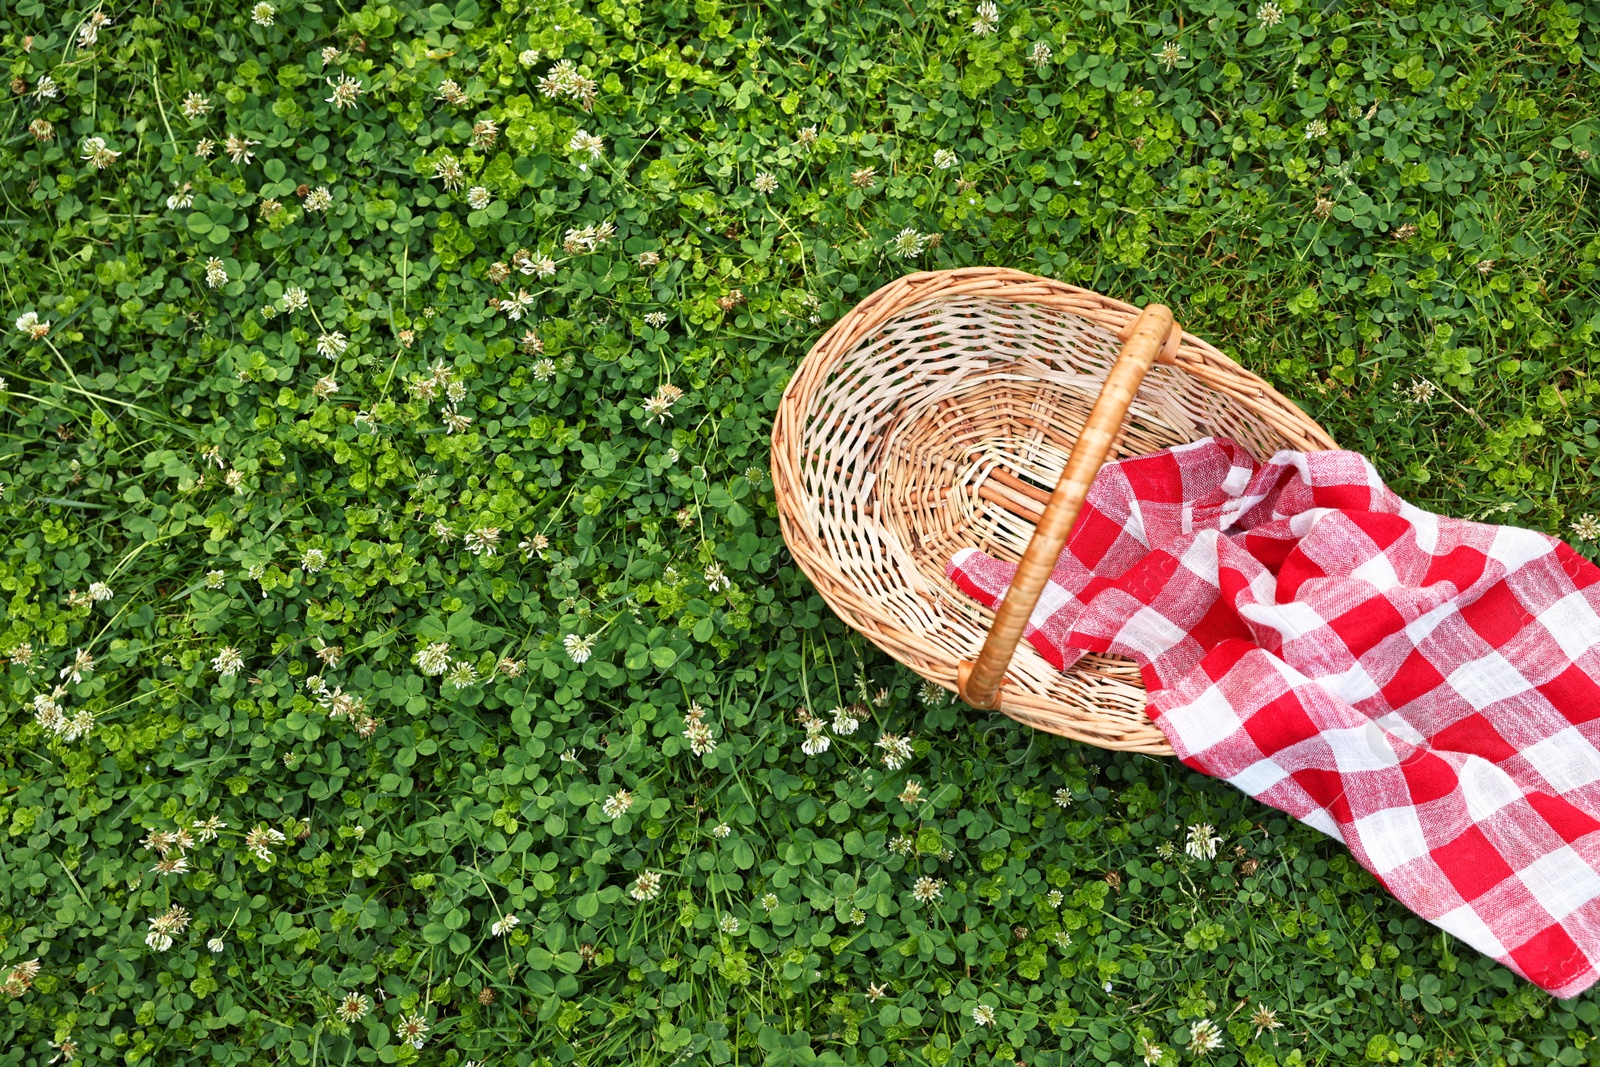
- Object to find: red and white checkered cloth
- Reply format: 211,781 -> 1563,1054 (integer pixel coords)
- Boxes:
948,437 -> 1600,996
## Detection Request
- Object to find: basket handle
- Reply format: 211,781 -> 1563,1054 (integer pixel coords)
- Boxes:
957,303 -> 1181,711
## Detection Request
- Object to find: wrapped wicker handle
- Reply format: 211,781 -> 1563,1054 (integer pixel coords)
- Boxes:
957,304 -> 1182,711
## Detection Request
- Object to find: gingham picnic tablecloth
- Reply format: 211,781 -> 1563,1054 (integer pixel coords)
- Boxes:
948,437 -> 1600,996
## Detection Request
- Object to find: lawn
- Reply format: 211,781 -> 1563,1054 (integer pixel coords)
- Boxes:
1,0 -> 1598,1064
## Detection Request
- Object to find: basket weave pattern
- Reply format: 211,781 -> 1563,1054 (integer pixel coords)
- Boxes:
771,269 -> 1337,754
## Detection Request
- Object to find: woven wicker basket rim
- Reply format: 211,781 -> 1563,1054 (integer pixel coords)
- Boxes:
771,268 -> 1337,754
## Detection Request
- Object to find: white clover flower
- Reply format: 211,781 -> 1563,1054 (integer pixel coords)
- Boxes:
445,659 -> 478,688
643,383 -> 684,425
441,408 -> 472,434
1186,822 -> 1222,860
433,153 -> 465,191
831,705 -> 860,735
33,75 -> 59,101
629,870 -> 662,901
195,138 -> 217,158
972,1004 -> 996,1026
539,59 -> 598,109
80,136 -> 121,169
204,257 -> 229,289
167,183 -> 195,209
466,186 -> 492,210
316,331 -> 348,358
283,285 -> 309,311
564,633 -> 595,664
1031,40 -> 1053,69
490,914 -> 520,936
559,748 -> 583,768
712,822 -> 731,838
436,79 -> 469,105
1305,119 -> 1329,139
684,718 -> 717,756
497,289 -> 536,321
704,561 -> 731,592
61,647 -> 95,683
251,2 -> 276,26
970,0 -> 998,36
464,527 -> 501,556
304,186 -> 333,212
890,227 -> 925,259
875,731 -> 914,771
1141,1039 -> 1163,1065
933,148 -> 958,170
395,1014 -> 429,1050
321,46 -> 345,65
15,311 -> 51,340
180,91 -> 211,118
300,547 -> 327,573
644,311 -> 668,329
61,708 -> 96,742
567,129 -> 604,161
244,824 -> 286,863
77,11 -> 113,49
911,876 -> 943,903
1571,514 -> 1600,542
719,914 -> 740,934
899,781 -> 923,806
602,789 -> 633,820
313,374 -> 339,398
336,992 -> 372,1022
88,582 -> 113,602
751,171 -> 778,194
800,720 -> 831,756
1054,788 -> 1072,808
325,74 -> 363,109
1154,40 -> 1184,72
224,134 -> 258,165
205,570 -> 226,589
1256,2 -> 1283,25
414,642 -> 452,676
207,936 -> 226,953
212,647 -> 244,677
1188,1018 -> 1224,1054
144,905 -> 190,953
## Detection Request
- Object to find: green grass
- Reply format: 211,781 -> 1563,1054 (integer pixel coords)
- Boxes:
1,0 -> 1599,1064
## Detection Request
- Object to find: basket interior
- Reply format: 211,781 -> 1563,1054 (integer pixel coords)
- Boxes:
793,296 -> 1302,740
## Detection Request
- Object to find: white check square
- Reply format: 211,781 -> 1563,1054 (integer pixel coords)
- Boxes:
1325,722 -> 1402,773
1521,728 -> 1600,794
1539,591 -> 1600,663
1447,651 -> 1534,711
1353,805 -> 1431,875
1519,846 -> 1600,921
1433,903 -> 1508,958
1160,684 -> 1243,755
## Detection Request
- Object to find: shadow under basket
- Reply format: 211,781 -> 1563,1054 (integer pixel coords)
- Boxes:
770,268 -> 1337,755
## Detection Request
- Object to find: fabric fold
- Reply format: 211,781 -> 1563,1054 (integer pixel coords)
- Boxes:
948,436 -> 1600,997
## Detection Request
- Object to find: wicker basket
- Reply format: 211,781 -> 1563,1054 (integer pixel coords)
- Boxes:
770,268 -> 1337,755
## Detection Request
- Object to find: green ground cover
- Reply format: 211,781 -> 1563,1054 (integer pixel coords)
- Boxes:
2,0 -> 1599,1063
